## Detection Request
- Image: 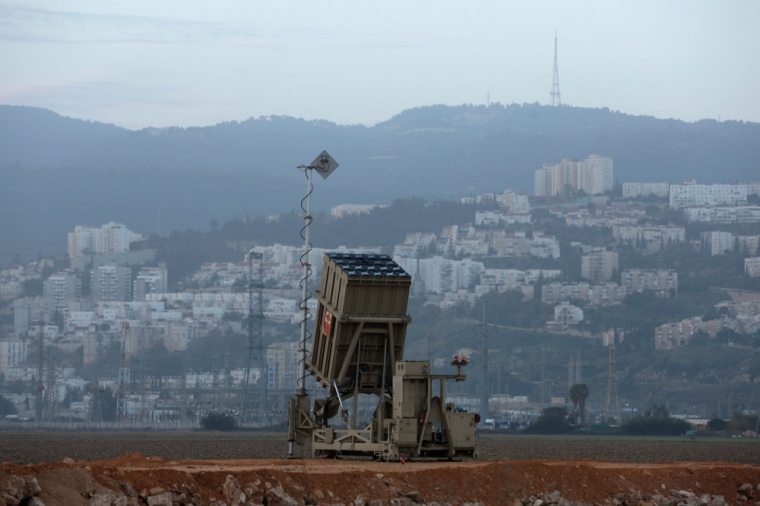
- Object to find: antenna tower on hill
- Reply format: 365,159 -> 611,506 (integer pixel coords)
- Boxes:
551,32 -> 562,106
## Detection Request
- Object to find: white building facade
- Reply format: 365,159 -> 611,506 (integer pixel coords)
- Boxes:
669,181 -> 748,209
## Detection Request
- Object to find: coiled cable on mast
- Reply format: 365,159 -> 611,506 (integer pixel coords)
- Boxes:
297,167 -> 313,390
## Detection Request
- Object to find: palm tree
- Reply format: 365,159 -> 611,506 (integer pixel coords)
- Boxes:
569,383 -> 590,426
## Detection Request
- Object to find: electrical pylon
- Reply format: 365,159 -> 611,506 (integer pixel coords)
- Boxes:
240,250 -> 269,425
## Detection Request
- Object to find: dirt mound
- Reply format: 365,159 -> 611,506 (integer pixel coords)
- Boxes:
2,455 -> 760,506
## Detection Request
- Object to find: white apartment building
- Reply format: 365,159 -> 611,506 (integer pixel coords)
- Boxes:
583,155 -> 614,195
622,182 -> 669,198
669,180 -> 748,209
542,282 -> 627,306
530,233 -> 561,259
746,182 -> 760,195
395,257 -> 484,295
133,264 -> 168,301
534,167 -> 552,197
475,210 -> 532,227
267,342 -> 299,390
0,339 -> 27,374
701,231 -> 735,256
497,191 -> 530,214
68,222 -> 142,258
534,155 -> 613,196
684,206 -> 760,224
330,204 -> 387,218
654,317 -> 722,350
746,257 -> 760,278
622,269 -> 678,297
612,225 -> 686,247
581,250 -> 618,282
91,263 -> 131,302
704,233 -> 760,256
43,270 -> 81,310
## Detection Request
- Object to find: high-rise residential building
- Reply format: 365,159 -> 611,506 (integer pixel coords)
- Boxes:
266,342 -> 299,390
91,263 -> 131,302
68,222 -> 142,258
669,180 -> 748,209
67,226 -> 100,257
581,250 -> 619,282
622,182 -> 670,198
133,263 -> 168,301
534,155 -> 613,196
43,270 -> 81,310
583,155 -> 614,195
534,167 -> 552,197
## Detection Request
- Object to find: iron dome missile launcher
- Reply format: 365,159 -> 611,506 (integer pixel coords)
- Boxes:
287,253 -> 479,460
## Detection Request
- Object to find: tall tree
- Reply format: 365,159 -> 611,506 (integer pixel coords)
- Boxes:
569,383 -> 590,425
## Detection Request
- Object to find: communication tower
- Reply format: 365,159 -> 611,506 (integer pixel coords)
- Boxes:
550,32 -> 562,106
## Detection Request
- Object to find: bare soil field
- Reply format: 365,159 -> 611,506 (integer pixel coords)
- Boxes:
2,433 -> 760,505
1,432 -> 760,465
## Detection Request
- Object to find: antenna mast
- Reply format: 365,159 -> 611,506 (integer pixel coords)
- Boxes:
551,31 -> 562,106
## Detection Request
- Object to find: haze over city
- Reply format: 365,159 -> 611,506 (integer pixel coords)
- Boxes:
1,1 -> 759,128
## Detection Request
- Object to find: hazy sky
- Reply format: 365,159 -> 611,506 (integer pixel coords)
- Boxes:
1,1 -> 758,129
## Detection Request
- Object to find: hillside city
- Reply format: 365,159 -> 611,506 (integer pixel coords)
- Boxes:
1,154 -> 760,428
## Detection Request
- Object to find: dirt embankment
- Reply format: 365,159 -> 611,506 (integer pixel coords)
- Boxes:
2,455 -> 760,506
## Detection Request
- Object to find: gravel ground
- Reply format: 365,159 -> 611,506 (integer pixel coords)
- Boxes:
1,431 -> 759,465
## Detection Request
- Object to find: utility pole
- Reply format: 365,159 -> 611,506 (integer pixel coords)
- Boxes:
477,303 -> 489,416
212,355 -> 220,412
540,349 -> 547,408
35,321 -> 44,423
605,332 -> 620,422
44,346 -> 56,421
427,331 -> 434,370
138,326 -> 146,421
117,321 -> 130,421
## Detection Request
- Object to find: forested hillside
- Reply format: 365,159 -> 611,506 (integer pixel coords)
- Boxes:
2,102 -> 759,264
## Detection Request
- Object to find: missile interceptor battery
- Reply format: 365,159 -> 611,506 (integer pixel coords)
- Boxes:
306,253 -> 412,393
